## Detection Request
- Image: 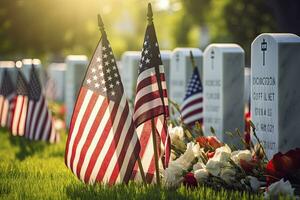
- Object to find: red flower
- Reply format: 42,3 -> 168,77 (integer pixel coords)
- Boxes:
183,172 -> 198,188
196,136 -> 222,149
240,159 -> 257,173
207,151 -> 215,159
266,148 -> 300,185
207,136 -> 223,149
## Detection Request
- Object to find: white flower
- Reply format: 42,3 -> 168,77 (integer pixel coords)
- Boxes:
264,179 -> 294,198
193,161 -> 205,171
205,159 -> 224,176
205,145 -> 234,178
162,142 -> 200,187
212,144 -> 231,162
194,169 -> 209,182
231,150 -> 252,166
162,162 -> 184,187
246,176 -> 261,191
219,167 -> 236,184
168,125 -> 185,141
174,142 -> 200,170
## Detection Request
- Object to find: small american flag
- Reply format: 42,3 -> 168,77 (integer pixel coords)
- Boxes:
132,21 -> 170,183
181,67 -> 203,126
11,70 -> 29,136
24,65 -> 58,143
65,32 -> 140,185
0,69 -> 16,129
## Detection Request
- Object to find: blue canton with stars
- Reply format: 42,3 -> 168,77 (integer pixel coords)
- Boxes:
184,67 -> 203,100
138,24 -> 162,75
83,36 -> 123,101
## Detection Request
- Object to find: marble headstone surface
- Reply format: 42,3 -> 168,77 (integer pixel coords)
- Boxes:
251,33 -> 300,158
47,63 -> 66,102
169,48 -> 203,106
203,44 -> 244,146
120,51 -> 141,101
65,55 -> 88,127
160,50 -> 172,91
0,61 -> 16,84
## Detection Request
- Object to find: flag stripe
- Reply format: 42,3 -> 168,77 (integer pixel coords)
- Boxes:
77,96 -> 111,181
65,88 -> 88,164
67,89 -> 93,168
136,73 -> 165,93
182,104 -> 203,117
83,100 -> 115,183
181,93 -> 203,110
136,65 -> 164,86
98,104 -> 132,183
70,93 -> 98,173
73,94 -> 106,178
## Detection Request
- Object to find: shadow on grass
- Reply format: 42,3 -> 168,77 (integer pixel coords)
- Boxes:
8,134 -> 46,161
65,182 -> 192,200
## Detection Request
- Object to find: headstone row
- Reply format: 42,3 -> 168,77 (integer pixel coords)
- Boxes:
1,33 -> 299,159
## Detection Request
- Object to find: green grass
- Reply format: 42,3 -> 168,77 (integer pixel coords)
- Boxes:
0,128 -> 288,200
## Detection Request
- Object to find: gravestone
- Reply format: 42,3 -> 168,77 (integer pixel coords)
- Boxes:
251,33 -> 300,158
47,63 -> 66,102
169,48 -> 203,106
160,50 -> 172,90
65,55 -> 88,128
203,44 -> 244,146
0,61 -> 16,83
244,67 -> 251,112
21,59 -> 45,85
120,51 -> 141,101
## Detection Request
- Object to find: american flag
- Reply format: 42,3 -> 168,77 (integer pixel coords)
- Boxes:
65,32 -> 140,185
132,21 -> 170,183
24,65 -> 58,143
0,69 -> 16,129
11,70 -> 29,136
181,67 -> 203,126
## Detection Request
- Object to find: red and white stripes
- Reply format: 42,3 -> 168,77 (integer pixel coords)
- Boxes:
25,96 -> 57,143
11,95 -> 28,136
65,87 -> 139,184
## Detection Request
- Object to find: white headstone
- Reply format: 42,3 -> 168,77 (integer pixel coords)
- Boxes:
0,61 -> 16,83
47,63 -> 66,102
251,33 -> 300,158
120,51 -> 140,101
160,50 -> 172,90
65,55 -> 88,127
203,44 -> 244,146
169,48 -> 203,105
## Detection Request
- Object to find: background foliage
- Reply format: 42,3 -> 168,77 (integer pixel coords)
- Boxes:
0,0 -> 299,65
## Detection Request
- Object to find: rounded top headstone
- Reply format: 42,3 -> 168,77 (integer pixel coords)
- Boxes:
204,43 -> 244,54
22,59 -> 41,66
121,51 -> 141,58
65,55 -> 88,61
172,48 -> 203,56
48,63 -> 66,71
0,61 -> 15,68
252,33 -> 300,46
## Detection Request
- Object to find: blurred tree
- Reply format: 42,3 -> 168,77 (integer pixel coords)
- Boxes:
180,0 -> 276,65
223,0 -> 276,65
180,0 -> 213,48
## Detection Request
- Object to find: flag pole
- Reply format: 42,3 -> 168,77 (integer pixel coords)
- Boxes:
189,50 -> 197,69
147,3 -> 161,186
98,13 -> 147,184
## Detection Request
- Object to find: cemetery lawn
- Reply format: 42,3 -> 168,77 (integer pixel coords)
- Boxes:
0,129 -> 279,200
